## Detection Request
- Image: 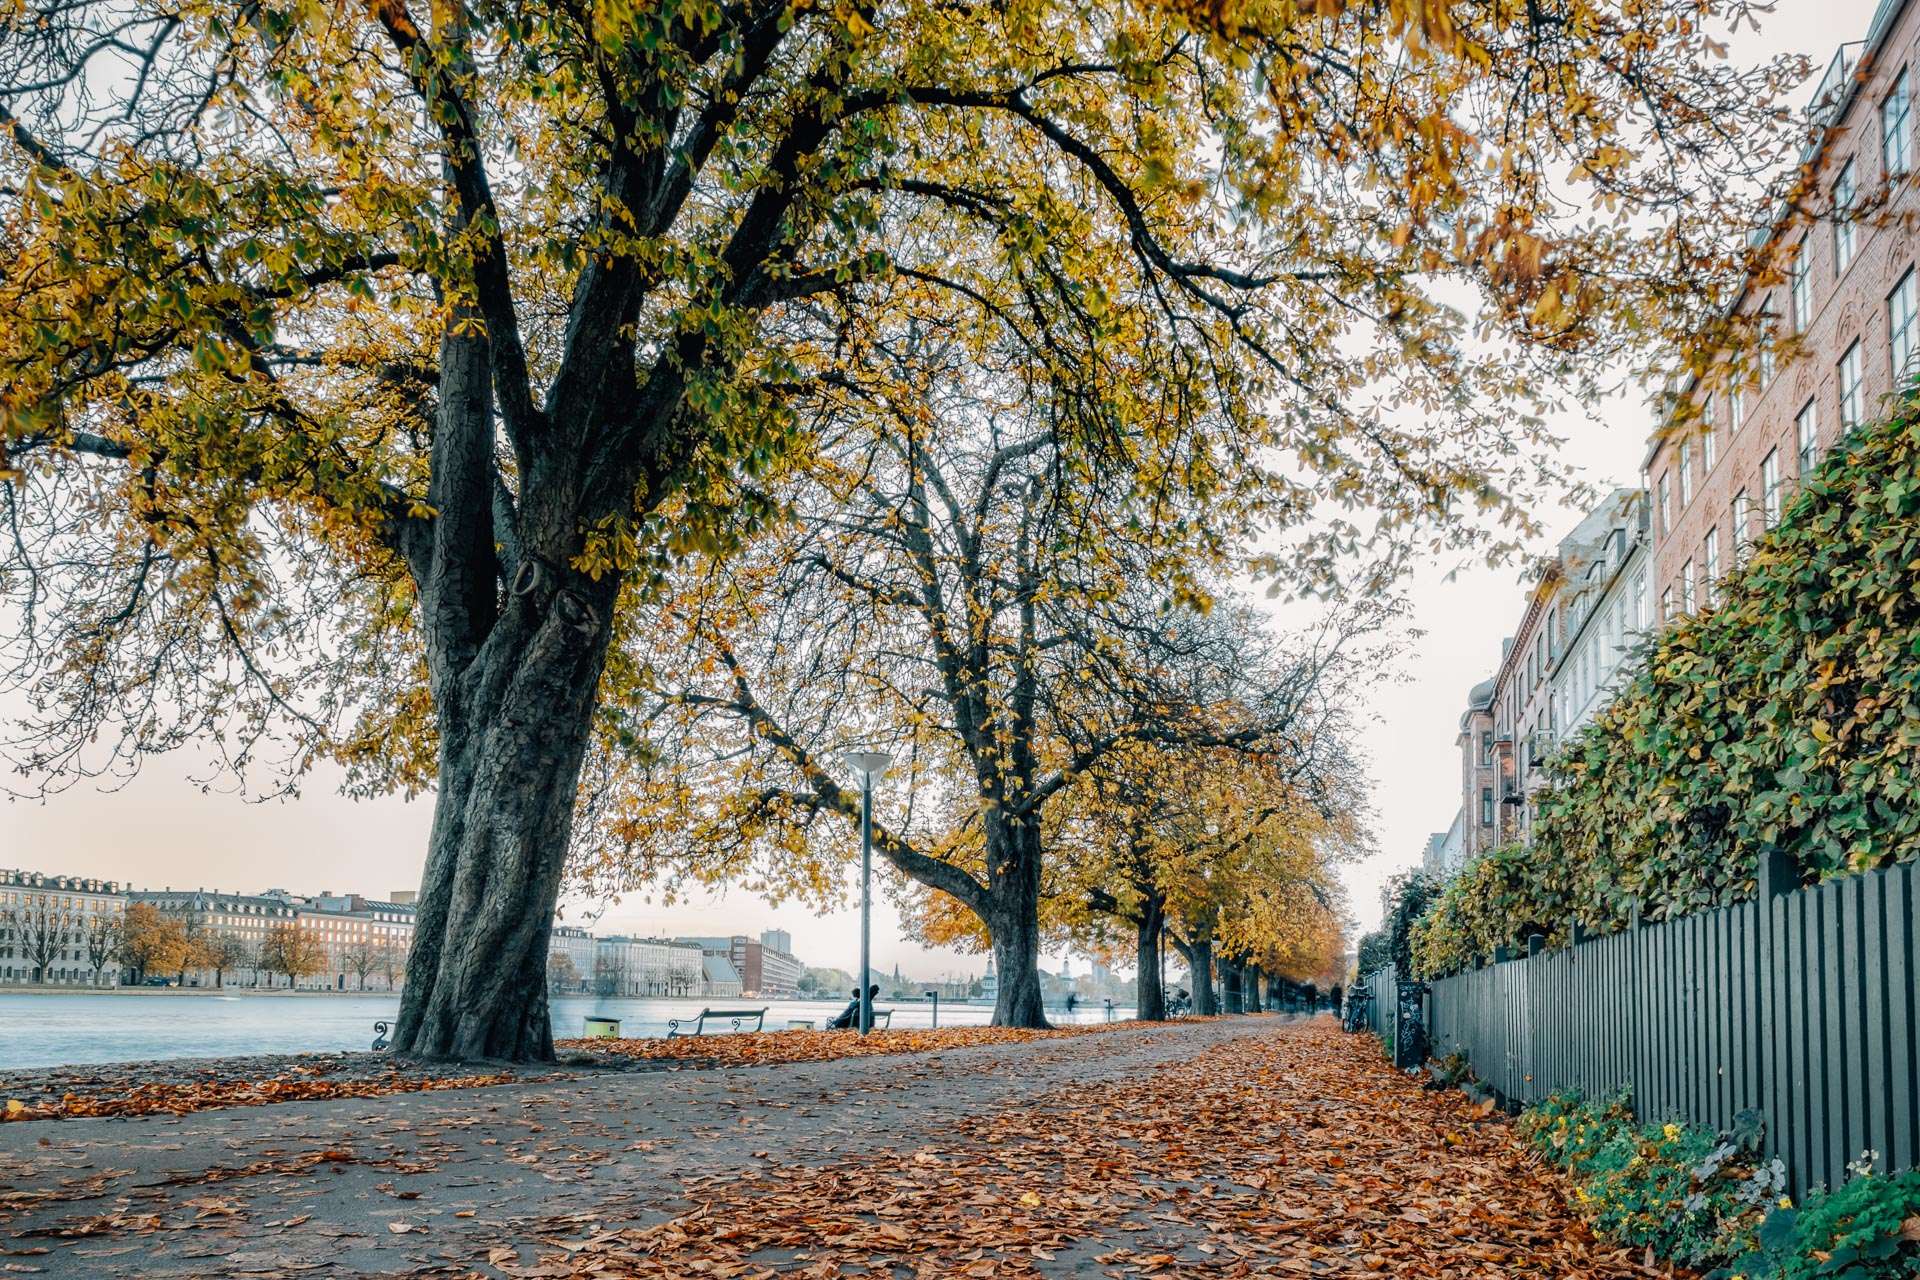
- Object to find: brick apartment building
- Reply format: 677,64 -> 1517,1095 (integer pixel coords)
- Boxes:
1649,0 -> 1920,615
1445,491 -> 1652,871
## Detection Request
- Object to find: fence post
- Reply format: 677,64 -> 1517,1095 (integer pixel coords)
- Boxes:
1757,843 -> 1794,901
1755,841 -> 1790,1188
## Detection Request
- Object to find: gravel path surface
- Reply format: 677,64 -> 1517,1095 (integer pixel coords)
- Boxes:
0,1016 -> 1285,1277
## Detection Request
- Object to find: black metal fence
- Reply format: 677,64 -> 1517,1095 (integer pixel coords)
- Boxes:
1416,855 -> 1920,1198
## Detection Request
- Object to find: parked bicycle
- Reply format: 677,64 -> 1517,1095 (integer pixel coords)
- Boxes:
1342,986 -> 1373,1034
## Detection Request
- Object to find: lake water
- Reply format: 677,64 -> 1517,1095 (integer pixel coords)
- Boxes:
0,993 -> 1135,1070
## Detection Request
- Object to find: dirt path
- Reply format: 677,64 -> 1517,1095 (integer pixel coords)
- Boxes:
0,1017 -> 1649,1278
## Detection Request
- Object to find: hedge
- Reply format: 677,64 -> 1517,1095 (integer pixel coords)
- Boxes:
1414,394 -> 1920,979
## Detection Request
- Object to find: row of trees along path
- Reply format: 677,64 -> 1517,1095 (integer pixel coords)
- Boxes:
0,0 -> 1808,1056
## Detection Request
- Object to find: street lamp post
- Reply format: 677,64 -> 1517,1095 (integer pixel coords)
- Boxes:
842,750 -> 893,1035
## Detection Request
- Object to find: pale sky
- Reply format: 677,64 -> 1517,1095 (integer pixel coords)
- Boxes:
0,1 -> 1878,974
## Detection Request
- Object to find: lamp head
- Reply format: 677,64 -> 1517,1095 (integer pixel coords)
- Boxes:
842,750 -> 894,779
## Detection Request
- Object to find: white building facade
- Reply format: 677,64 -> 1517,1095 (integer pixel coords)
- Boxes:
0,870 -> 127,987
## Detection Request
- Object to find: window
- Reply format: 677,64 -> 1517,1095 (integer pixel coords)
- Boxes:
1679,440 -> 1694,505
1730,382 -> 1745,432
1661,585 -> 1674,622
1790,243 -> 1812,333
1681,560 -> 1696,613
1633,571 -> 1649,629
1760,337 -> 1776,389
1480,787 -> 1494,825
1884,69 -> 1912,177
1763,448 -> 1782,527
1658,471 -> 1672,536
1480,730 -> 1493,766
1702,419 -> 1716,471
1797,399 -> 1819,473
1834,159 -> 1858,274
1891,268 -> 1917,378
1733,489 -> 1751,563
1704,528 -> 1720,605
1839,340 -> 1863,433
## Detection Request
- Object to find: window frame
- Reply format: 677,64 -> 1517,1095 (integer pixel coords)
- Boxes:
1704,527 -> 1720,606
1884,68 -> 1912,178
1790,241 -> 1813,333
1834,158 -> 1859,274
1839,339 -> 1863,432
1891,267 -> 1917,379
1763,448 -> 1782,527
1796,399 -> 1819,474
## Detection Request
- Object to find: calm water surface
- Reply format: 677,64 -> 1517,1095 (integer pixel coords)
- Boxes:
0,993 -> 1134,1070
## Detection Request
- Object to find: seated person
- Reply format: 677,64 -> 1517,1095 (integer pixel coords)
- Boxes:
825,984 -> 883,1030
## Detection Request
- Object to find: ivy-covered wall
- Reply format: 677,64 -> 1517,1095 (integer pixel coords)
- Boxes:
1414,398 -> 1920,979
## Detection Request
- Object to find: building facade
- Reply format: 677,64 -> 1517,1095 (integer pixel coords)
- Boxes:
0,870 -> 126,987
701,953 -> 744,998
1551,500 -> 1655,738
1648,0 -> 1920,616
129,887 -> 298,987
548,925 -> 595,993
594,936 -> 706,996
1421,814 -> 1466,881
284,893 -> 417,991
1456,676 -> 1500,862
1452,491 -> 1649,858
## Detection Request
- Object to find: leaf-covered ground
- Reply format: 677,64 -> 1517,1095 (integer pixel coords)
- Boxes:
510,1017 -> 1663,1279
0,1017 -> 1668,1278
0,1024 -> 1140,1125
557,1021 -> 1130,1068
0,1052 -> 568,1123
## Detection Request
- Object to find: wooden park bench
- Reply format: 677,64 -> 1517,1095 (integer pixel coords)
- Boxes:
666,1007 -> 769,1038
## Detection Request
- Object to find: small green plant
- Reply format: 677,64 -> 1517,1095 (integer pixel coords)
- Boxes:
1724,1159 -> 1920,1280
1518,1091 -> 1781,1270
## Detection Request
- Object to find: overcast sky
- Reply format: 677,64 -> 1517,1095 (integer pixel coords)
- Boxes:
0,1 -> 1880,978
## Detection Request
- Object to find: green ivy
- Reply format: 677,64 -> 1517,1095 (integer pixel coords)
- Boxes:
1414,399 -> 1920,978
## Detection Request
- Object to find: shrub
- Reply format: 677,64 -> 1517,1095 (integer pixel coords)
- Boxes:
1727,1163 -> 1920,1280
1518,1091 -> 1782,1271
1415,400 -> 1920,977
1355,930 -> 1392,979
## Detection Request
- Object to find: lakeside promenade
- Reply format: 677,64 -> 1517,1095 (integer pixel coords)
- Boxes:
0,1017 -> 1651,1279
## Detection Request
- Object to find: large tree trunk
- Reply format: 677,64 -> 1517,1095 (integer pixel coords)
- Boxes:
1189,935 -> 1217,1015
1222,960 -> 1243,1014
985,817 -> 1049,1029
1134,897 -> 1167,1021
391,587 -> 613,1061
989,909 -> 1048,1028
1246,965 -> 1264,1012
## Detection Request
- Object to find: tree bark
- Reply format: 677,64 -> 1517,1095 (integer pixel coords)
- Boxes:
989,908 -> 1048,1029
1222,960 -> 1243,1014
1133,896 -> 1167,1021
1246,964 -> 1264,1012
390,583 -> 614,1061
983,814 -> 1049,1029
1189,935 -> 1217,1015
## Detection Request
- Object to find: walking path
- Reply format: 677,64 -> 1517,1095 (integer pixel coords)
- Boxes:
0,1017 -> 1653,1278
